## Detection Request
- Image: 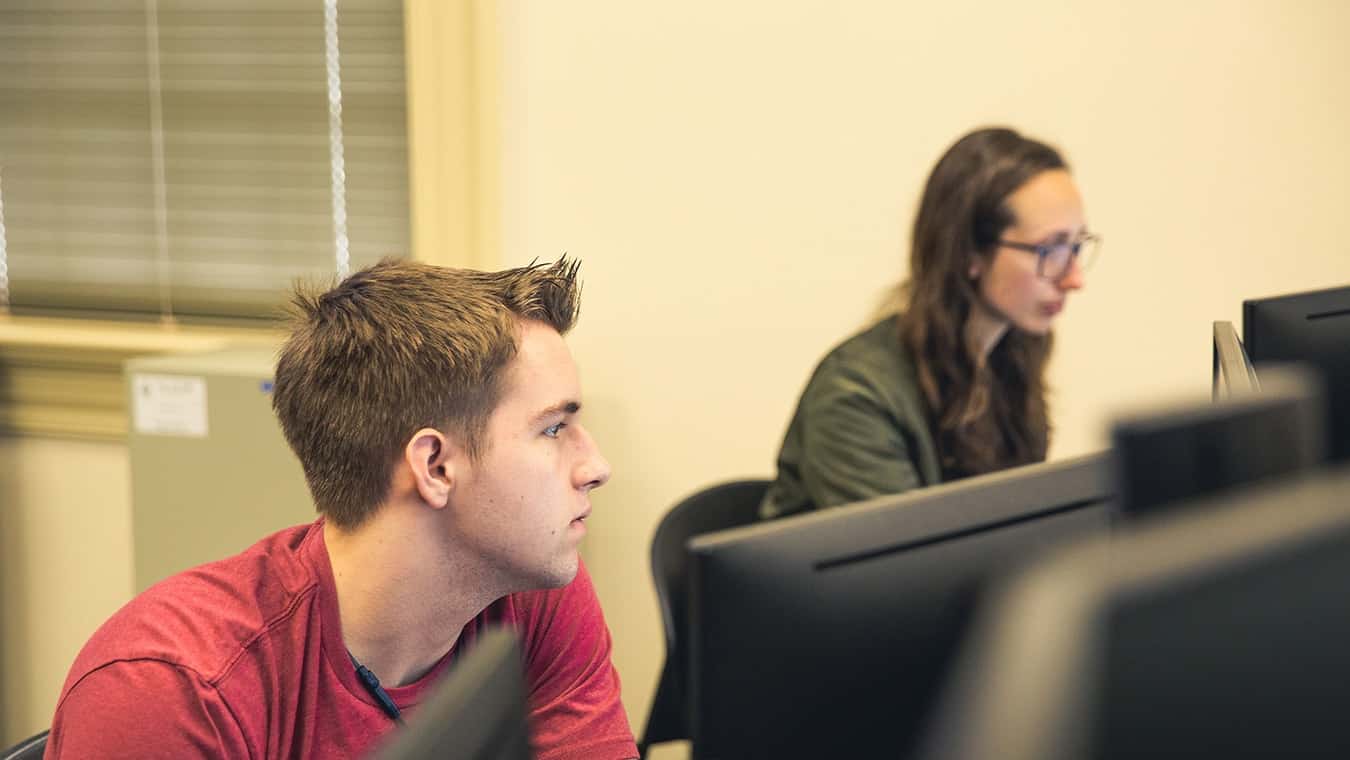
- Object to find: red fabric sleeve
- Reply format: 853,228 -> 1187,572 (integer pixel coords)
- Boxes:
45,660 -> 251,760
517,562 -> 638,760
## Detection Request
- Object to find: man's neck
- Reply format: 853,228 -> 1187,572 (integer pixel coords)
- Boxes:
324,504 -> 501,687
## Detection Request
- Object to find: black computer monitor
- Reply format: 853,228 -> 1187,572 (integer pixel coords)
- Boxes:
368,628 -> 534,760
686,454 -> 1114,759
1244,284 -> 1350,462
920,466 -> 1350,760
1112,366 -> 1324,519
1212,320 -> 1258,399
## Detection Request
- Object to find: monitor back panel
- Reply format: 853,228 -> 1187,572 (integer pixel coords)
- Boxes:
1244,285 -> 1350,462
688,456 -> 1112,759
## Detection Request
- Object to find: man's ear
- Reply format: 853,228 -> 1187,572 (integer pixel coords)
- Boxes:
405,428 -> 455,509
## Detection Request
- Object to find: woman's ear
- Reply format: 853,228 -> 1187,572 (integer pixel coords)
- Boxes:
968,259 -> 983,280
405,428 -> 454,509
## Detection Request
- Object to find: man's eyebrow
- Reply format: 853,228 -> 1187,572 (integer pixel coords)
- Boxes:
531,400 -> 581,425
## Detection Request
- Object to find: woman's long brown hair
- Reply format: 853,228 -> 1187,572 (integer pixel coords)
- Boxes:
899,128 -> 1066,479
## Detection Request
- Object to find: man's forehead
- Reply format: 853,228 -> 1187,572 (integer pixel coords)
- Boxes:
494,323 -> 581,413
512,319 -> 573,362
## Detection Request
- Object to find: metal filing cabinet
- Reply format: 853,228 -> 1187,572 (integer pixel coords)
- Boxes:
126,346 -> 313,591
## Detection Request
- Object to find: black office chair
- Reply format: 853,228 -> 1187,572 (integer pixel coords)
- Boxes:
1,730 -> 48,760
637,479 -> 770,759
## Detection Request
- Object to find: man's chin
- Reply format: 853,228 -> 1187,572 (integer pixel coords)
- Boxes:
534,557 -> 580,590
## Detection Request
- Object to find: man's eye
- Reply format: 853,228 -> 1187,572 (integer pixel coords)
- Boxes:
544,422 -> 567,438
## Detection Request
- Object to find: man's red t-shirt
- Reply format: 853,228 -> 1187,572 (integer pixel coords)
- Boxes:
45,520 -> 637,759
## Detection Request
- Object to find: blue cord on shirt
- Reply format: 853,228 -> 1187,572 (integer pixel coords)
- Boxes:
349,652 -> 405,725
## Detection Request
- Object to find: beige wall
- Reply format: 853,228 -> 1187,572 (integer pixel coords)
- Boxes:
5,0 -> 1350,753
491,0 -> 1350,748
0,437 -> 132,743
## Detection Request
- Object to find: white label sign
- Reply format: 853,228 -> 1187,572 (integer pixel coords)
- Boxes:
132,374 -> 208,437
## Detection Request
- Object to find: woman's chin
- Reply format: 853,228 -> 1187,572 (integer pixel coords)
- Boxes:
1013,317 -> 1054,336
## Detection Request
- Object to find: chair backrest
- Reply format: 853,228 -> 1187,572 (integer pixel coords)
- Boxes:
639,479 -> 769,755
1,730 -> 48,760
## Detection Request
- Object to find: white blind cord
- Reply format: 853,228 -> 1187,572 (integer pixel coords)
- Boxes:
145,0 -> 175,324
323,0 -> 351,280
0,165 -> 9,312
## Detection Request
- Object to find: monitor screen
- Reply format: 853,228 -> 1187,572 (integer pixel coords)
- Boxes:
686,454 -> 1114,759
1112,366 -> 1324,519
1212,320 -> 1258,399
921,466 -> 1350,760
368,628 -> 534,760
1244,284 -> 1350,462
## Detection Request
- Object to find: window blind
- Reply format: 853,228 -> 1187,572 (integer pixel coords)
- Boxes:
0,0 -> 409,321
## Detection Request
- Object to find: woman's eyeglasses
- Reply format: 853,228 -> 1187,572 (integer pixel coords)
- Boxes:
998,233 -> 1102,281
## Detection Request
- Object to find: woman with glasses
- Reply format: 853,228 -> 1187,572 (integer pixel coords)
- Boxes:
760,126 -> 1100,519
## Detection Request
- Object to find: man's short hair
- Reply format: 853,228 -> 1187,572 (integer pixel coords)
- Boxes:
272,257 -> 582,530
